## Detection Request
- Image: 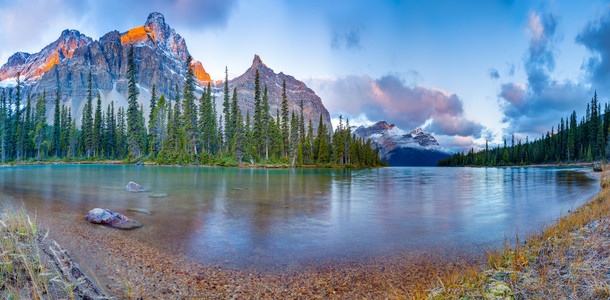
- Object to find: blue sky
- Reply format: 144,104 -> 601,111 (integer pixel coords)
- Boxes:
1,0 -> 609,151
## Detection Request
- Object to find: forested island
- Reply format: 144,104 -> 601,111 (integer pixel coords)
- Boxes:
438,91 -> 609,166
0,46 -> 384,168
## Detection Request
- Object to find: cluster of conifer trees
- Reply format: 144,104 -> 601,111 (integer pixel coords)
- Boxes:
438,91 -> 610,166
0,45 -> 383,167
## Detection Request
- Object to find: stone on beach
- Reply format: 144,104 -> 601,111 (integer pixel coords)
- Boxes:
85,208 -> 142,230
126,181 -> 147,192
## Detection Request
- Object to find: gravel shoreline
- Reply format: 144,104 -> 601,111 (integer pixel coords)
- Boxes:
37,212 -> 472,298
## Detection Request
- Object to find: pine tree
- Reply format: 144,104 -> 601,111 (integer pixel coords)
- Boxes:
280,80 -> 289,157
93,93 -> 103,157
262,85 -> 270,160
126,45 -> 142,158
223,67 -> 231,152
117,107 -> 126,158
82,71 -> 94,157
104,102 -> 116,158
148,84 -> 157,130
232,107 -> 246,162
149,95 -> 167,157
290,111 -> 299,165
60,106 -> 70,157
52,88 -> 61,156
229,88 -> 239,156
183,55 -> 199,156
252,70 -> 263,159
34,92 -> 47,159
0,91 -> 6,163
23,90 -> 32,158
13,73 -> 22,160
68,116 -> 78,158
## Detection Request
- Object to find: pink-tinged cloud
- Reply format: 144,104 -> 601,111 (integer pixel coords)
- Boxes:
499,8 -> 590,138
307,74 -> 484,138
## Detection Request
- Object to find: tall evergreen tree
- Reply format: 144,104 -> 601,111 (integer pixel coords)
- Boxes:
252,70 -> 264,158
126,45 -> 142,158
280,80 -> 289,157
93,93 -> 103,157
223,66 -> 231,151
13,74 -> 22,160
82,71 -> 94,157
33,92 -> 47,159
52,88 -> 61,156
23,90 -> 32,158
183,55 -> 199,156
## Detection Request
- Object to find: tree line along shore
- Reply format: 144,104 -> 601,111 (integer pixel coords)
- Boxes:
439,91 -> 610,167
0,45 -> 385,168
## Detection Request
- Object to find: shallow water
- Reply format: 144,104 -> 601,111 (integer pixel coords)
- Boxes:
0,165 -> 599,270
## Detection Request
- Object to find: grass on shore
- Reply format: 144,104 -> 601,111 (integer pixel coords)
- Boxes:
0,208 -> 75,299
419,165 -> 610,299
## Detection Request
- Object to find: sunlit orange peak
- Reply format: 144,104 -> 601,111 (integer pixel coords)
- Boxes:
191,60 -> 211,82
120,26 -> 155,46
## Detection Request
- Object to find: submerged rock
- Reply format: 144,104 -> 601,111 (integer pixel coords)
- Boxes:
85,208 -> 142,230
126,181 -> 147,192
594,162 -> 602,172
149,193 -> 169,198
128,208 -> 152,215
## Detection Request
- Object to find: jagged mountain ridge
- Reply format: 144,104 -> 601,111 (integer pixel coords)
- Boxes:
0,12 -> 211,124
0,12 -> 331,130
354,121 -> 452,166
228,55 -> 332,131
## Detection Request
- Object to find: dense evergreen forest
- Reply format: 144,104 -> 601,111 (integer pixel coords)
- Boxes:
0,46 -> 384,168
438,91 -> 610,166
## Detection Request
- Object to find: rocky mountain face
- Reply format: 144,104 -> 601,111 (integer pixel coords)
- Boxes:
228,55 -> 332,131
0,12 -> 211,123
354,121 -> 452,166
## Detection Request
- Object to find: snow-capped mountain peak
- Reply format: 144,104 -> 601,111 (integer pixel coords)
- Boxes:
354,121 -> 452,166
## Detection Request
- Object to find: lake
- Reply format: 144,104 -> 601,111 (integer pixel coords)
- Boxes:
0,165 -> 599,271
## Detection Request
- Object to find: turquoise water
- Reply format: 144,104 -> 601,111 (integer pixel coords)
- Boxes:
0,165 -> 599,269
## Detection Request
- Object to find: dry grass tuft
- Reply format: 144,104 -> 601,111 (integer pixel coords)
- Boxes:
427,165 -> 610,299
0,207 -> 75,299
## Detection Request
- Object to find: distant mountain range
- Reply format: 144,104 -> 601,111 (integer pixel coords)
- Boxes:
0,12 -> 331,129
353,121 -> 452,166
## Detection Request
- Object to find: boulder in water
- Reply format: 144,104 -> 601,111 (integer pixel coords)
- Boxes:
85,208 -> 142,230
126,181 -> 146,192
149,193 -> 168,198
127,208 -> 152,215
594,162 -> 603,172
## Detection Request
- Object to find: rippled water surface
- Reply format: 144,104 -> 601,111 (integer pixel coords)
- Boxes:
0,165 -> 599,269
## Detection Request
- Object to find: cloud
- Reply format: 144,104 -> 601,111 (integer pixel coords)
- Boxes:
524,10 -> 559,94
576,6 -> 610,94
307,74 -> 484,138
0,0 -> 238,64
85,0 -> 238,32
498,8 -> 587,137
331,26 -> 363,50
488,68 -> 500,80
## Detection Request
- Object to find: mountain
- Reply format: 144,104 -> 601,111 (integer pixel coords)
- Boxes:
353,121 -> 452,166
0,12 -> 332,131
0,12 -> 212,123
228,55 -> 332,130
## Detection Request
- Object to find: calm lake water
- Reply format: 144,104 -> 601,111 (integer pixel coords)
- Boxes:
0,165 -> 599,270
